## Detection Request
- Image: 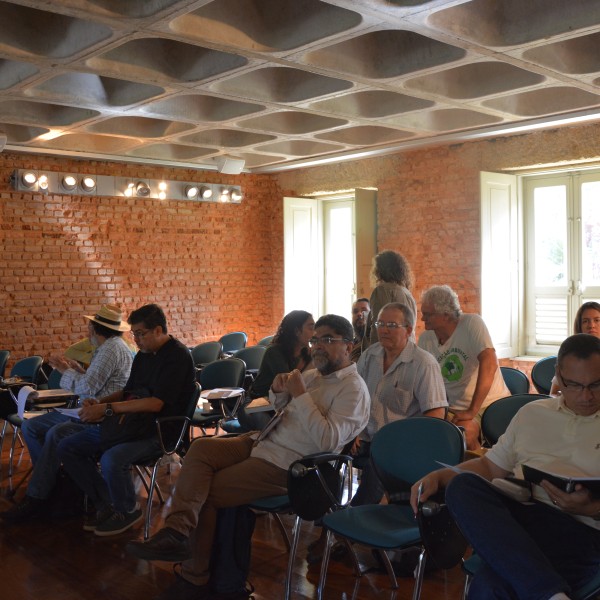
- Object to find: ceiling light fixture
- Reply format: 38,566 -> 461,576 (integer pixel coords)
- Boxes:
135,181 -> 151,197
62,175 -> 77,191
231,189 -> 243,202
218,188 -> 230,203
185,185 -> 199,200
124,182 -> 135,197
81,176 -> 96,192
21,171 -> 37,189
199,186 -> 213,200
37,174 -> 49,191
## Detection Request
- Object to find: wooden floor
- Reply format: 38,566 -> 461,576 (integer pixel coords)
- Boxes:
0,429 -> 466,600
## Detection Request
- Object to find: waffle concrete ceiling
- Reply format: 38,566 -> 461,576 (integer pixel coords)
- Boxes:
2,0 -> 600,173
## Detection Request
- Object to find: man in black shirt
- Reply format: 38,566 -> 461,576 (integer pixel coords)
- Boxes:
58,304 -> 196,536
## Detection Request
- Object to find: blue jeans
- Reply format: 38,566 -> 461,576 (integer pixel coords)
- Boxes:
446,473 -> 600,600
22,412 -> 87,499
57,426 -> 161,514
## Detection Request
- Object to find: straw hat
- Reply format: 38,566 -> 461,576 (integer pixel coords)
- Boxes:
84,304 -> 130,332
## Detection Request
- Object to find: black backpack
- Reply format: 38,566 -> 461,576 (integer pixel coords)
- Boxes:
209,505 -> 256,599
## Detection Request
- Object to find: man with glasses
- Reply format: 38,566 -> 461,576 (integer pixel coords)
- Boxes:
418,285 -> 509,450
411,333 -> 600,600
56,304 -> 195,536
126,314 -> 370,600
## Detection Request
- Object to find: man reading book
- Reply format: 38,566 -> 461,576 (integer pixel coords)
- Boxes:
411,333 -> 600,600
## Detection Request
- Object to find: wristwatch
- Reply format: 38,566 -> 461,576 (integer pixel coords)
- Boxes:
104,403 -> 114,417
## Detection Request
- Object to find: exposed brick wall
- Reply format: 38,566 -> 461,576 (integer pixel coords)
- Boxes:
3,121 -> 600,371
276,121 -> 600,347
0,153 -> 284,365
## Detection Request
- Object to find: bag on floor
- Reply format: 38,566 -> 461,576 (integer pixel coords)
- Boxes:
209,505 -> 256,599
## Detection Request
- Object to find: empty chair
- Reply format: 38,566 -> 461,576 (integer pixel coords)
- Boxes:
0,350 -> 10,380
46,368 -> 64,390
257,335 -> 274,347
500,366 -> 530,395
531,356 -> 557,395
218,332 -> 247,355
190,341 -> 222,367
481,393 -> 549,447
234,345 -> 266,375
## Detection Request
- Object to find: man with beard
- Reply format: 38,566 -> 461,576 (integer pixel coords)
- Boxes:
126,314 -> 370,600
350,297 -> 370,363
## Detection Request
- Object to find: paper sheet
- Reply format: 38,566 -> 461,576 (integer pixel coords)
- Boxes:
17,385 -> 36,418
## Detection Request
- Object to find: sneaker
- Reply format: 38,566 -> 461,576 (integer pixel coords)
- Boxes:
0,495 -> 46,523
126,527 -> 192,562
94,507 -> 143,537
83,506 -> 113,532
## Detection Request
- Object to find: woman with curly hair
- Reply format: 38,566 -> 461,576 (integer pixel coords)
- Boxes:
248,310 -> 314,399
367,250 -> 417,345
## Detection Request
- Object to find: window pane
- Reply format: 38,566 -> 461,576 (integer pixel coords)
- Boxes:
581,181 -> 600,288
533,186 -> 567,286
535,296 -> 568,344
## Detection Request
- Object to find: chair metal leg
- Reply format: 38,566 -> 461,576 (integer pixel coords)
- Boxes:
143,463 -> 160,540
377,549 -> 398,589
412,548 -> 427,600
8,426 -> 19,477
463,570 -> 472,600
0,420 -> 7,461
284,515 -> 302,600
270,512 -> 292,551
317,529 -> 334,600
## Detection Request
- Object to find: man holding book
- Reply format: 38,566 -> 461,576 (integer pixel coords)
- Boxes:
411,333 -> 600,600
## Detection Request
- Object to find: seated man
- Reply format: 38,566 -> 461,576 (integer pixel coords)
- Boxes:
349,297 -> 370,363
418,285 -> 509,449
353,302 -> 447,506
412,333 -> 600,600
55,303 -> 195,536
126,314 -> 370,600
1,303 -> 133,522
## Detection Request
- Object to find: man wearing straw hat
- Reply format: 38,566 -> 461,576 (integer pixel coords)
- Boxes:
1,303 -> 133,522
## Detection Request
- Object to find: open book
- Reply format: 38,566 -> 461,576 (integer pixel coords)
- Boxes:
200,387 -> 244,400
521,463 -> 600,494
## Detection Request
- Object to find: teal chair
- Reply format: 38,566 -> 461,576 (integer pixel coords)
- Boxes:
318,418 -> 466,600
10,355 -> 43,383
190,341 -> 222,367
46,368 -> 64,390
257,335 -> 274,347
218,332 -> 247,355
0,350 -> 10,380
500,366 -> 530,395
481,393 -> 549,447
531,356 -> 557,395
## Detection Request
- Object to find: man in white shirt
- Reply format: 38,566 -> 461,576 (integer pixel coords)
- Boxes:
411,333 -> 600,600
126,314 -> 370,600
418,285 -> 509,449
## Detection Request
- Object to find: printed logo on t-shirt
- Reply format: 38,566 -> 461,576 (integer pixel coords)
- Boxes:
441,354 -> 464,382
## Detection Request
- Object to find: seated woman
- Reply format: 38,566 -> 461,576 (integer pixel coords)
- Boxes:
550,301 -> 600,395
239,310 -> 314,429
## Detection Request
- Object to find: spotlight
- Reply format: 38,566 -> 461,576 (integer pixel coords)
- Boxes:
158,191 -> 166,200
38,175 -> 49,191
158,181 -> 167,192
81,176 -> 96,192
21,171 -> 37,189
124,182 -> 135,197
185,185 -> 199,200
199,186 -> 213,200
136,181 -> 151,197
231,189 -> 243,202
218,188 -> 230,203
62,175 -> 77,191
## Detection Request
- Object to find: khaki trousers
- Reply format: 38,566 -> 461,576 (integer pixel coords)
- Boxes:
166,433 -> 288,585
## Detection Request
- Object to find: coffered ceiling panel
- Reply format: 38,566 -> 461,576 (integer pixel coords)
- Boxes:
0,0 -> 599,173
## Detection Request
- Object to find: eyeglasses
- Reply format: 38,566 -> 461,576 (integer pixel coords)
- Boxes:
373,321 -> 408,330
130,329 -> 150,339
558,369 -> 600,395
581,317 -> 600,326
308,336 -> 350,347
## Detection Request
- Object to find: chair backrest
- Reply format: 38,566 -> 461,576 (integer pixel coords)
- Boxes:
47,368 -> 64,389
531,356 -> 557,394
10,355 -> 43,383
234,345 -> 266,371
218,332 -> 247,354
481,393 -> 550,446
199,357 -> 246,390
371,418 -> 465,497
0,349 -> 10,379
190,341 -> 222,366
257,335 -> 274,347
500,366 -> 530,395
185,381 -> 202,420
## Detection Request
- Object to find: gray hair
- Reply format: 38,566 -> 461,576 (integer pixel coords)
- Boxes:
421,285 -> 462,320
378,302 -> 415,328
